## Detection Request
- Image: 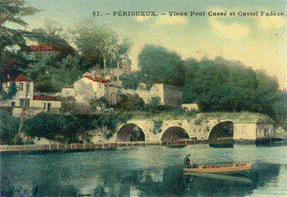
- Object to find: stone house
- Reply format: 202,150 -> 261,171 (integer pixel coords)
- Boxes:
31,96 -> 62,112
61,74 -> 122,106
1,74 -> 34,107
0,74 -> 62,116
125,83 -> 183,107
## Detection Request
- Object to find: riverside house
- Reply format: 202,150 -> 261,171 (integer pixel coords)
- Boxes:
0,74 -> 62,116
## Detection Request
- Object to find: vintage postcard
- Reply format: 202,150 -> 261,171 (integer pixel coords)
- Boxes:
1,0 -> 286,196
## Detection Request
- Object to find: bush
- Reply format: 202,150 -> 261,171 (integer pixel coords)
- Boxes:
0,111 -> 20,144
116,94 -> 144,111
24,113 -> 96,143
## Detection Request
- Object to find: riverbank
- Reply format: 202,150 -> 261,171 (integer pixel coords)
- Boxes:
0,138 -> 236,154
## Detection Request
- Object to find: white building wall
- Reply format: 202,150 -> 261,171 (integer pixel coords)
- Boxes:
73,78 -> 96,105
124,83 -> 165,105
124,83 -> 182,107
94,82 -> 106,99
31,100 -> 62,109
1,81 -> 34,107
62,88 -> 75,97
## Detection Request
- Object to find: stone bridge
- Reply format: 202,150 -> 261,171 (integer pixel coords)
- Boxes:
110,118 -> 274,143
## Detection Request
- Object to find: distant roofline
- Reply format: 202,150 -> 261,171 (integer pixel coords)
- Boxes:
33,96 -> 61,101
3,74 -> 32,83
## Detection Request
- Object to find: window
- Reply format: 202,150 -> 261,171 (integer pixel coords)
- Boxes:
47,103 -> 51,111
11,102 -> 16,107
44,103 -> 46,109
19,83 -> 24,91
20,99 -> 30,107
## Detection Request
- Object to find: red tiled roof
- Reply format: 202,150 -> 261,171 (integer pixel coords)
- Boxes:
29,45 -> 54,52
101,79 -> 108,83
4,74 -> 32,82
63,85 -> 74,89
84,76 -> 96,82
33,96 -> 61,101
85,76 -> 108,83
95,77 -> 102,82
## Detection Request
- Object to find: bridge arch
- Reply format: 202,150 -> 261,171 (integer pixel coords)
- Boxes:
117,123 -> 145,141
161,126 -> 190,141
208,121 -> 234,140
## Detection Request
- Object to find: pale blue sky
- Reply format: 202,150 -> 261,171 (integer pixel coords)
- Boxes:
17,0 -> 287,89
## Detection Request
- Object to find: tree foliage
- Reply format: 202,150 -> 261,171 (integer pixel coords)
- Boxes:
116,94 -> 145,111
90,96 -> 109,113
30,20 -> 77,57
74,24 -> 118,69
0,111 -> 20,144
0,82 -> 17,100
182,57 -> 281,119
24,113 -> 94,143
272,90 -> 287,128
23,52 -> 84,92
0,0 -> 39,82
147,97 -> 161,113
121,72 -> 143,90
138,45 -> 185,87
0,0 -> 39,51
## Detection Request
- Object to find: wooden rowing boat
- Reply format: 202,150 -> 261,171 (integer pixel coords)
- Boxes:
183,163 -> 252,174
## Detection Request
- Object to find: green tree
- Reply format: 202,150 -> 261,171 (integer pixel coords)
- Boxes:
30,20 -> 77,57
24,113 -> 94,143
60,96 -> 76,115
121,72 -> 143,90
75,24 -> 119,73
0,82 -> 17,100
23,53 -> 84,92
272,91 -> 287,128
116,94 -> 145,111
0,0 -> 39,82
115,38 -> 132,79
138,45 -> 185,87
182,56 -> 279,115
0,111 -> 20,144
90,97 -> 109,113
147,97 -> 161,113
7,82 -> 17,99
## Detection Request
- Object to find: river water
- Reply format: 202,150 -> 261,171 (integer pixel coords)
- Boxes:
1,143 -> 287,197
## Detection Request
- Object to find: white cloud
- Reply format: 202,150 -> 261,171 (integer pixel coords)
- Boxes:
258,16 -> 285,29
210,18 -> 250,40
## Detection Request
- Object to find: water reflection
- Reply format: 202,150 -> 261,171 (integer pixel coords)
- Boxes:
0,149 -> 283,197
90,162 -> 281,197
3,162 -> 279,197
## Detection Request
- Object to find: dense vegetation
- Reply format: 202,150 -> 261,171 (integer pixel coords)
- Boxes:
0,1 -> 286,145
23,112 -> 132,143
0,111 -> 20,144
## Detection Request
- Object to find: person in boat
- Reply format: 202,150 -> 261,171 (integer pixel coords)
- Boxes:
184,154 -> 192,168
184,154 -> 196,168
